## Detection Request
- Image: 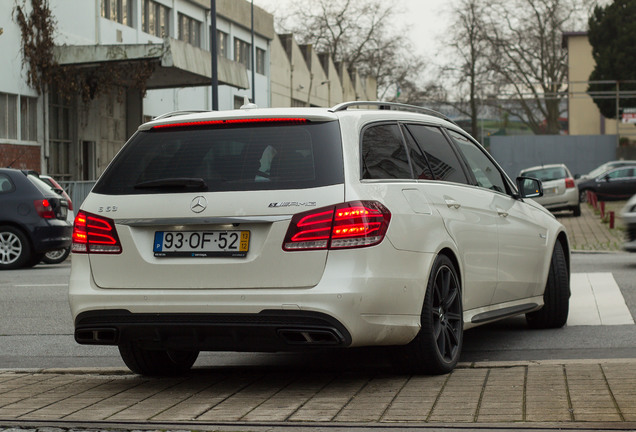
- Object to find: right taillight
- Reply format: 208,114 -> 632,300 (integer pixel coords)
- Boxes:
565,178 -> 575,189
72,210 -> 122,254
283,200 -> 391,251
34,199 -> 56,219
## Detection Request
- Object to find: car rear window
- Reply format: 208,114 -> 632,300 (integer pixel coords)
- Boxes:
27,174 -> 58,196
92,121 -> 344,195
522,167 -> 567,181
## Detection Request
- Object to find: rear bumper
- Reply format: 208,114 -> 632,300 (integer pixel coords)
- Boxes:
535,188 -> 579,211
69,247 -> 434,349
74,309 -> 351,351
31,220 -> 72,253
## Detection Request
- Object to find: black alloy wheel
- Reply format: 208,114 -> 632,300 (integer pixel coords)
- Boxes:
395,254 -> 463,375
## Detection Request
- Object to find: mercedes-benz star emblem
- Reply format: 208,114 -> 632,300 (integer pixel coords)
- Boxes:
190,196 -> 207,213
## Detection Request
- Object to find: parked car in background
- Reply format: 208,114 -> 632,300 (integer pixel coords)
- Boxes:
621,194 -> 636,252
69,102 -> 570,377
576,160 -> 636,182
518,164 -> 580,216
577,166 -> 636,202
39,175 -> 74,264
0,168 -> 72,270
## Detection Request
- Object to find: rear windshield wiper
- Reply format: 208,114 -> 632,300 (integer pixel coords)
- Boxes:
134,177 -> 208,190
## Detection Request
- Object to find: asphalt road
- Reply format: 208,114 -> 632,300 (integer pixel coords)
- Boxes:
1,252 -> 635,371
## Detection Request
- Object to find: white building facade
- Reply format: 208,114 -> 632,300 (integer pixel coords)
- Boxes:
1,0 -> 376,181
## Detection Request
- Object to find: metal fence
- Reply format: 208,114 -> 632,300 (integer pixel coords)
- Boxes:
490,135 -> 617,179
58,181 -> 96,209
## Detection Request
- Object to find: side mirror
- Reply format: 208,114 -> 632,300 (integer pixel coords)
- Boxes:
516,176 -> 543,199
574,173 -> 580,180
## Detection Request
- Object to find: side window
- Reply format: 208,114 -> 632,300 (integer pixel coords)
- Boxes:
606,168 -> 634,179
361,124 -> 412,179
0,174 -> 14,193
447,129 -> 508,194
402,126 -> 435,180
404,124 -> 469,184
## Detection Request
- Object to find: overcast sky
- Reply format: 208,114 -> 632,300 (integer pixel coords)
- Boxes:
251,0 -> 455,61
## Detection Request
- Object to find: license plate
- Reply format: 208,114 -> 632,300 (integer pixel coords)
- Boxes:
153,230 -> 250,258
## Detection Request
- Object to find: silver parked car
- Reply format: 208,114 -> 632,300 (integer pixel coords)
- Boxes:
519,164 -> 580,217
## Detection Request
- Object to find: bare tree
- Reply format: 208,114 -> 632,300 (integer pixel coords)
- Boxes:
445,0 -> 492,138
441,0 -> 594,135
276,0 -> 425,101
481,0 -> 593,134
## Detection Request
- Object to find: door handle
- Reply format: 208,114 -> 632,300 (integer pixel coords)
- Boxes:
497,208 -> 509,217
445,199 -> 461,209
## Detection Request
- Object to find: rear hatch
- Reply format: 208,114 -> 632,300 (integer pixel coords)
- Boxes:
80,117 -> 345,289
27,174 -> 69,221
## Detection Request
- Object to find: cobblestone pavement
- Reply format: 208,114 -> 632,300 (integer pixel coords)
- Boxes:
558,201 -> 626,252
1,360 -> 636,429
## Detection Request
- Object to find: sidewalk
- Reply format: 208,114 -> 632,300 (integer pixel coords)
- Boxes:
558,201 -> 626,252
1,359 -> 636,429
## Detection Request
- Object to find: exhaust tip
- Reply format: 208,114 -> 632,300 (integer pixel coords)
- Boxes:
278,328 -> 343,345
75,328 -> 118,345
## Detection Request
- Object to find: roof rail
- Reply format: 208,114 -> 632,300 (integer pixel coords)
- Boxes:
330,101 -> 456,125
152,110 -> 210,121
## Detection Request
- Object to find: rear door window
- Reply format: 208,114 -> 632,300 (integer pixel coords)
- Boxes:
92,121 -> 344,194
404,124 -> 469,184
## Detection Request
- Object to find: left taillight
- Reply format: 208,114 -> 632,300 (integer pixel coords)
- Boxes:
34,199 -> 55,219
283,200 -> 391,251
565,178 -> 575,189
72,210 -> 122,254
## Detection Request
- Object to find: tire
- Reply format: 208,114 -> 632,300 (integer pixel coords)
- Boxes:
118,342 -> 199,376
394,254 -> 463,375
26,253 -> 45,268
42,246 -> 71,264
572,204 -> 581,217
0,226 -> 32,270
579,189 -> 587,203
526,241 -> 570,329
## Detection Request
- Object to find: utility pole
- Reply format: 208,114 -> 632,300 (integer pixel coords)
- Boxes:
210,0 -> 218,110
251,0 -> 256,104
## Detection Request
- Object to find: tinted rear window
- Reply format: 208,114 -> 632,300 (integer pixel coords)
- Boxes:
93,121 -> 344,195
521,167 -> 567,181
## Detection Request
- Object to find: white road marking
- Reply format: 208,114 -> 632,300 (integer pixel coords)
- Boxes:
568,273 -> 634,326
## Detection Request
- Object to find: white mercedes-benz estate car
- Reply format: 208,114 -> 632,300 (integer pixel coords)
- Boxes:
69,101 -> 570,376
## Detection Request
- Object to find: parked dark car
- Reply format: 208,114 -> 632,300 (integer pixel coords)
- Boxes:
39,175 -> 74,264
578,166 -> 636,201
0,168 -> 72,270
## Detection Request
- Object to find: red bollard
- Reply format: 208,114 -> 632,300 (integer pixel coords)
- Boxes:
600,201 -> 605,219
609,211 -> 615,229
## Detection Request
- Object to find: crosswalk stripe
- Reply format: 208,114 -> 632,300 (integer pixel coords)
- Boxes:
568,273 -> 634,326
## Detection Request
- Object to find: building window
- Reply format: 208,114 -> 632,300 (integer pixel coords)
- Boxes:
256,47 -> 266,75
178,13 -> 201,47
291,98 -> 306,107
49,90 -> 72,180
234,38 -> 251,69
142,0 -> 170,37
0,93 -> 18,139
20,96 -> 37,142
101,0 -> 132,26
217,30 -> 229,58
